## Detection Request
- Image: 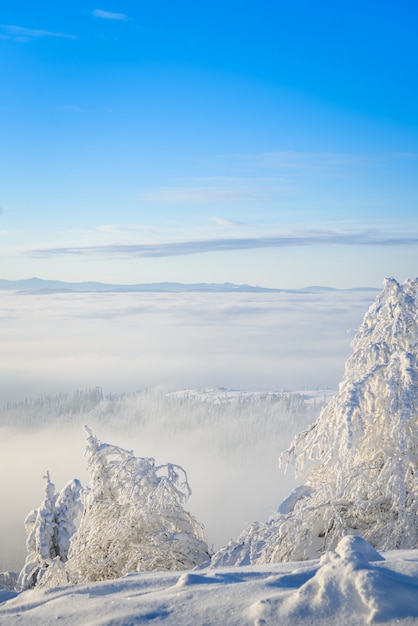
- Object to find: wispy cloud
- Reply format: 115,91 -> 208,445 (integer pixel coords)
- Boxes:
96,223 -> 141,233
92,9 -> 129,21
0,24 -> 77,41
29,229 -> 418,260
244,150 -> 418,175
94,223 -> 158,235
211,217 -> 246,228
140,186 -> 272,204
67,223 -> 158,236
251,151 -> 375,170
138,151 -> 418,210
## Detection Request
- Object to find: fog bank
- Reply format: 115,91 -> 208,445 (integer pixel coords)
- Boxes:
0,389 -> 326,572
0,290 -> 376,403
0,288 -> 378,572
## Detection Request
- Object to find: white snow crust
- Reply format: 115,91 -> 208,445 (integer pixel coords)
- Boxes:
2,538 -> 418,625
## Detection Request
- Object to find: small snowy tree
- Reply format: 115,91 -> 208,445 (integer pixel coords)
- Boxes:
17,473 -> 82,589
65,426 -> 210,583
212,277 -> 418,565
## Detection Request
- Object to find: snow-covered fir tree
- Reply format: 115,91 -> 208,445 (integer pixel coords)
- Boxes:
64,426 -> 210,583
17,473 -> 82,589
212,277 -> 418,565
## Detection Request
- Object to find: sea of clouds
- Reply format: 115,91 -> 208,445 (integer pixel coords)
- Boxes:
0,288 -> 378,572
0,289 -> 377,401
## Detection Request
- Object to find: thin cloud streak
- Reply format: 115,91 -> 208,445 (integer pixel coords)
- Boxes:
30,230 -> 418,259
0,24 -> 77,40
250,151 -> 377,170
211,217 -> 247,227
140,186 -> 271,204
92,9 -> 129,21
245,151 -> 418,171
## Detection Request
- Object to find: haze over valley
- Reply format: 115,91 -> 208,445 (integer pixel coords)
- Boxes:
0,283 -> 376,572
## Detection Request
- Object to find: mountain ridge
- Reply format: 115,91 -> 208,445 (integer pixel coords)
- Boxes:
0,278 -> 380,294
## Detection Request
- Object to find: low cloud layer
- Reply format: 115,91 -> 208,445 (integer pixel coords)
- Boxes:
0,289 -> 377,403
0,288 -> 378,572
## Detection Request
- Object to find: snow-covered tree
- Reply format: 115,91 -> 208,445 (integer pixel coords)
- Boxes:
65,426 -> 210,583
17,473 -> 82,589
212,277 -> 418,565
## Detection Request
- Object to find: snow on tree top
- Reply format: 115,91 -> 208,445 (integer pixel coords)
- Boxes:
212,277 -> 418,564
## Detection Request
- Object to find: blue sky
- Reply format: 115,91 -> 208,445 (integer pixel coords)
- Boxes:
1,1 -> 418,288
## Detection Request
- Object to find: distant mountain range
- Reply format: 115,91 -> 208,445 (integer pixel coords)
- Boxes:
0,278 -> 380,294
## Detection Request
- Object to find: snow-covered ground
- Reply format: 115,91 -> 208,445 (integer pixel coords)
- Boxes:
2,539 -> 418,625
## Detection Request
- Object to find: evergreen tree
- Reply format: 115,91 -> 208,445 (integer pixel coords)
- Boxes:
18,473 -> 82,589
212,278 -> 418,565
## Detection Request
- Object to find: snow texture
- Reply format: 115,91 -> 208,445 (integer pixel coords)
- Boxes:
2,537 -> 418,625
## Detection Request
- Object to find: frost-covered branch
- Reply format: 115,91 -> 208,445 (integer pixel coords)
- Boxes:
64,428 -> 210,583
18,473 -> 82,590
212,278 -> 418,565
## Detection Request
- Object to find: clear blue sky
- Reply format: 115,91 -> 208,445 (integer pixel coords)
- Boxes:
1,1 -> 418,288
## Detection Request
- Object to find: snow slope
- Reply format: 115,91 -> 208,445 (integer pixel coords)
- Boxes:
1,537 -> 418,625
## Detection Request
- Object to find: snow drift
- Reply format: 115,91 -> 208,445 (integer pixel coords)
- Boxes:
2,537 -> 418,625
